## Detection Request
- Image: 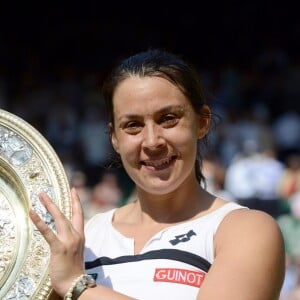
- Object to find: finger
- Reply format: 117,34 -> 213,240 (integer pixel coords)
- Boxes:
70,188 -> 85,235
38,192 -> 73,235
29,208 -> 58,246
38,192 -> 65,219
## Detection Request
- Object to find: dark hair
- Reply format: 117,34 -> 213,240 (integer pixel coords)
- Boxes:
102,48 -> 211,185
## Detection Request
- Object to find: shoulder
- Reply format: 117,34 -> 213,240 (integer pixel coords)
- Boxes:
201,209 -> 285,298
214,208 -> 285,277
215,208 -> 284,248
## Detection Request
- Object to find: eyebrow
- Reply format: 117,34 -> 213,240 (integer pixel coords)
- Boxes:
117,105 -> 186,122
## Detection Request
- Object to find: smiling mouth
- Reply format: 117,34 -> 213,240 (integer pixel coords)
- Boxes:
141,155 -> 177,170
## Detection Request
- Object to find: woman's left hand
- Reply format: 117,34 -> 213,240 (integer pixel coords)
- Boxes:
29,188 -> 86,297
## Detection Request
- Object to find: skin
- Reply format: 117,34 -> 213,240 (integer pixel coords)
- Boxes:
30,76 -> 285,299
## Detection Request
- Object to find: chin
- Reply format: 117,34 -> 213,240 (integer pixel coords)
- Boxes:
138,178 -> 183,195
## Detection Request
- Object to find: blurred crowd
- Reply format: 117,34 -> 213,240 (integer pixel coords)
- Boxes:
0,42 -> 299,298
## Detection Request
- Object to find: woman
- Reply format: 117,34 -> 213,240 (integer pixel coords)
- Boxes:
30,49 -> 285,299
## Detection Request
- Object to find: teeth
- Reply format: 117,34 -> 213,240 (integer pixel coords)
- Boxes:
144,157 -> 172,167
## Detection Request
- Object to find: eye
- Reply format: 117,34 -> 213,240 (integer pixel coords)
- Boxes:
160,114 -> 179,127
123,121 -> 143,134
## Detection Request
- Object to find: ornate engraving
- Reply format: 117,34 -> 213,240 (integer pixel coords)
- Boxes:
0,194 -> 17,284
0,127 -> 33,166
0,109 -> 71,300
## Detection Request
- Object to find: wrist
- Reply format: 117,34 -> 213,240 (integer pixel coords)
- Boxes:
63,274 -> 96,300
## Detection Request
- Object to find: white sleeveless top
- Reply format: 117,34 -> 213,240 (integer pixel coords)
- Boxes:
84,202 -> 246,300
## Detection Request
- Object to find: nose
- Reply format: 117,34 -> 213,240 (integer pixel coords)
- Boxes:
142,123 -> 165,150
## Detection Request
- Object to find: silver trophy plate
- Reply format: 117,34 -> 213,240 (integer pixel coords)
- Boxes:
0,109 -> 71,299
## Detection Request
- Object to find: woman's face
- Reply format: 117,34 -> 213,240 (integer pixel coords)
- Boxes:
110,76 -> 209,195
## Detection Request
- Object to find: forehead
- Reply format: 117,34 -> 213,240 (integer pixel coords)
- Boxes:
112,76 -> 190,115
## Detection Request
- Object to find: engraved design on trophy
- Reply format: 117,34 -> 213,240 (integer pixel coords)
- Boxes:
0,109 -> 71,300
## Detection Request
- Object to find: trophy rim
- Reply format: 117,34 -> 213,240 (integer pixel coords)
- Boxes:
0,109 -> 71,300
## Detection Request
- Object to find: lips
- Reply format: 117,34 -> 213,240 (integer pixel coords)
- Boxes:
141,155 -> 177,170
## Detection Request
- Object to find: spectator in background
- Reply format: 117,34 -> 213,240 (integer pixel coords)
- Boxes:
70,170 -> 92,220
273,111 -> 300,161
278,153 -> 300,201
83,171 -> 123,220
278,192 -> 300,263
225,140 -> 284,218
201,153 -> 236,202
214,102 -> 274,168
78,103 -> 114,187
45,99 -> 78,158
278,192 -> 300,299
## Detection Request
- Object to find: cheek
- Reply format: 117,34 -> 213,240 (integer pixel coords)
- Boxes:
166,130 -> 198,164
169,124 -> 198,148
117,136 -> 140,163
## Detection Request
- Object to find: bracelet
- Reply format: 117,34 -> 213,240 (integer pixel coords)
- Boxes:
63,274 -> 96,300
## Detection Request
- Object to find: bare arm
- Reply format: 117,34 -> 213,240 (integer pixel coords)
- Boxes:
197,209 -> 285,300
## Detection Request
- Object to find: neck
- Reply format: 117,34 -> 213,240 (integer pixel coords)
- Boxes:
133,178 -> 213,224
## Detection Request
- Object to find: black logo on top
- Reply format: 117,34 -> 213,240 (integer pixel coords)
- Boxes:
169,230 -> 196,245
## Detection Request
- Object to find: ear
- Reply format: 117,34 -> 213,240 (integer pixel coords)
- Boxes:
197,105 -> 211,139
109,123 -> 120,153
